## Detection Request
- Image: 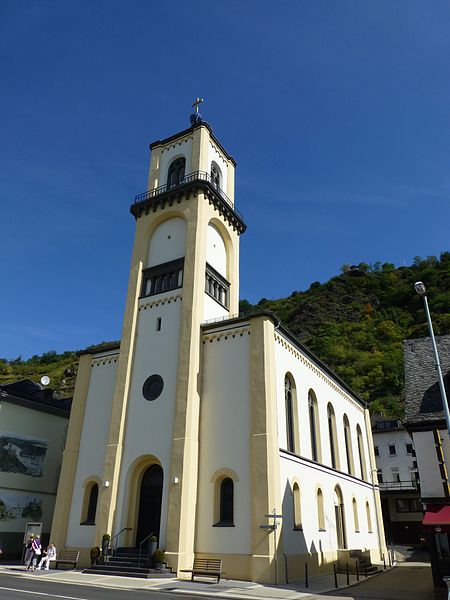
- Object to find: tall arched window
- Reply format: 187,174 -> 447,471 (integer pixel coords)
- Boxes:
366,501 -> 373,533
343,415 -> 355,475
317,488 -> 325,530
327,403 -> 339,470
167,157 -> 186,190
353,498 -> 359,532
309,390 -> 321,462
334,486 -> 346,549
285,376 -> 297,453
215,477 -> 234,526
356,424 -> 368,481
81,482 -> 98,525
293,482 -> 302,530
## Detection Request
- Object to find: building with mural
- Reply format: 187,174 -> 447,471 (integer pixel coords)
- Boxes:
0,380 -> 70,557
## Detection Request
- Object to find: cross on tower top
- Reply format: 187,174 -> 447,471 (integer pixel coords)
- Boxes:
192,97 -> 204,114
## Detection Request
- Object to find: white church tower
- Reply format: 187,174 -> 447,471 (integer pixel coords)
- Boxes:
51,106 -> 245,572
52,106 -> 386,584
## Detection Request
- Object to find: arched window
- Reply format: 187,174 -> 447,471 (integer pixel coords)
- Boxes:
343,415 -> 355,475
366,501 -> 373,533
285,376 -> 297,453
215,477 -> 234,526
293,482 -> 302,530
353,498 -> 359,532
211,162 -> 221,188
334,486 -> 346,549
317,488 -> 325,530
309,390 -> 321,462
167,157 -> 186,190
356,424 -> 368,481
80,482 -> 98,525
327,403 -> 339,470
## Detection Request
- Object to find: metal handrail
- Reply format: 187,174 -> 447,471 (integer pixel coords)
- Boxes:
134,170 -> 242,219
109,527 -> 132,554
138,532 -> 156,566
379,480 -> 419,491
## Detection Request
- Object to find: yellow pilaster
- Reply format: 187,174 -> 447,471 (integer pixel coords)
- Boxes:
94,252 -> 143,543
249,316 -> 284,584
166,197 -> 207,573
50,353 -> 92,549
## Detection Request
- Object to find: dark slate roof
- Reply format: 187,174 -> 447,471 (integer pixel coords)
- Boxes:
0,379 -> 72,417
403,335 -> 450,428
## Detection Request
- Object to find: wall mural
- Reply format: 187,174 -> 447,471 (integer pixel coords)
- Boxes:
0,492 -> 43,520
0,433 -> 48,477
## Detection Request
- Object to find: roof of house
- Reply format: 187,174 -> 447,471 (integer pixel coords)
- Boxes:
0,379 -> 72,417
403,334 -> 450,429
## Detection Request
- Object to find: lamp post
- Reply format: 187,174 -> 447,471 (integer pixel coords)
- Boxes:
414,281 -> 450,436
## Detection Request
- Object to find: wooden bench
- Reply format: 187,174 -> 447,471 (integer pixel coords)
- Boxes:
181,558 -> 223,583
54,550 -> 80,570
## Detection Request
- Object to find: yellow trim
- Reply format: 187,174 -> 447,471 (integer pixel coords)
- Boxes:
364,408 -> 387,560
249,316 -> 284,584
123,455 -> 162,548
80,477 -> 102,525
50,353 -> 92,550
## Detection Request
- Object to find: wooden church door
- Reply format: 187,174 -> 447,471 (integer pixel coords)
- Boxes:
136,464 -> 164,548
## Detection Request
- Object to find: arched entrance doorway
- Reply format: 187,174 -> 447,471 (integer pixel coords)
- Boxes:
135,464 -> 163,548
334,486 -> 346,549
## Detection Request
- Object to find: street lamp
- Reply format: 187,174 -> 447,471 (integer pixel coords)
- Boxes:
414,281 -> 450,436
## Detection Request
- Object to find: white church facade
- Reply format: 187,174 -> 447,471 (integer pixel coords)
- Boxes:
51,115 -> 386,583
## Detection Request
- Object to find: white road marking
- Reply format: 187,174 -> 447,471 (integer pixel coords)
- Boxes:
0,586 -> 90,599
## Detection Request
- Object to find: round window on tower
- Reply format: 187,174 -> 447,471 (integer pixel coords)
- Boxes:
142,374 -> 164,401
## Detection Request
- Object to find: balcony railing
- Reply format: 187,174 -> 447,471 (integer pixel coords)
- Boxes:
379,480 -> 420,491
134,170 -> 243,218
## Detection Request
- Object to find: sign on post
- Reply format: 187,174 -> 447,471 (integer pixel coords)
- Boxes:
23,522 -> 43,543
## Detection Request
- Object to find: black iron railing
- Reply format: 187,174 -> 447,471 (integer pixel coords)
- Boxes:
134,170 -> 243,219
379,480 -> 419,491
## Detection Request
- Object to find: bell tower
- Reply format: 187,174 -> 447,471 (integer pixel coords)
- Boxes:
94,107 -> 246,573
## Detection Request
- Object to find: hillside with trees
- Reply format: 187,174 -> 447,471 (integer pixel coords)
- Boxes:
1,253 -> 449,417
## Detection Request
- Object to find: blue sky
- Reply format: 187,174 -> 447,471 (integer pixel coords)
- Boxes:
1,1 -> 449,359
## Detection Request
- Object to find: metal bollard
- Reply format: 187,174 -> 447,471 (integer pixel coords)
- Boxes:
333,564 -> 338,588
383,554 -> 386,571
356,560 -> 359,582
346,563 -> 349,585
388,551 -> 392,568
305,562 -> 308,588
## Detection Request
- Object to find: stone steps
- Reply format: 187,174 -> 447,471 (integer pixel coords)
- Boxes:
82,547 -> 173,579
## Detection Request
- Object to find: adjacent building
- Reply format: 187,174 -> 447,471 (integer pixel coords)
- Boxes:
372,416 -> 422,545
404,334 -> 450,587
0,380 -> 70,557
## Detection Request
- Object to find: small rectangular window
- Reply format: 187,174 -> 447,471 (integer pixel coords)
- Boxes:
377,469 -> 383,483
156,317 -> 162,331
374,446 -> 379,456
391,468 -> 400,482
389,445 -> 396,455
406,443 -> 413,454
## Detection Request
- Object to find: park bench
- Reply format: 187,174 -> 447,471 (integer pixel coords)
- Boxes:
181,557 -> 223,583
54,549 -> 80,570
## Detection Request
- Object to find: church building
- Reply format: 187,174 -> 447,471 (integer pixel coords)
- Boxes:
51,110 -> 386,583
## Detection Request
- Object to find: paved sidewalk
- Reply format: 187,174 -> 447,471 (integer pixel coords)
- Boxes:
0,561 -> 435,600
0,562 -> 389,599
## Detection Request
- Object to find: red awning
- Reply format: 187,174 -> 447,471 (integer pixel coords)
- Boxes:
423,504 -> 450,529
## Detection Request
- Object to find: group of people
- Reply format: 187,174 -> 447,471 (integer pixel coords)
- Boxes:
24,535 -> 56,571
